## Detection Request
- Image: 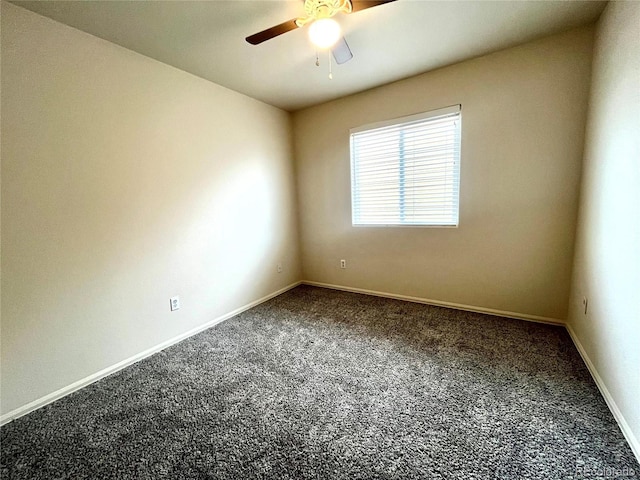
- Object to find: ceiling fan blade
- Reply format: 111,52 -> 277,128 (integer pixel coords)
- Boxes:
332,36 -> 353,65
350,0 -> 398,13
246,19 -> 298,45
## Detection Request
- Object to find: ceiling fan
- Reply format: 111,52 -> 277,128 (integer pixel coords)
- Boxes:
245,0 -> 397,66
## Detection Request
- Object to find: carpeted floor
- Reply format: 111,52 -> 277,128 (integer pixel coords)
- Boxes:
1,285 -> 638,479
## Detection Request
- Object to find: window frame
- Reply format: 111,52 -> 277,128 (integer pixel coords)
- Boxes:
349,104 -> 462,228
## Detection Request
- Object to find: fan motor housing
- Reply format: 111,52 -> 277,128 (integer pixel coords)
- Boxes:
297,0 -> 353,26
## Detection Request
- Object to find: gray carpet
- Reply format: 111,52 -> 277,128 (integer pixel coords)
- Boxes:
1,285 -> 638,479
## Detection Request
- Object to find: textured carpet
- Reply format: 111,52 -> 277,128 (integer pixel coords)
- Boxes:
1,285 -> 638,479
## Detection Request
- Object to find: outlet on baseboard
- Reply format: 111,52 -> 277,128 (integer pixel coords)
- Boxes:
170,296 -> 180,311
340,259 -> 346,269
277,263 -> 283,273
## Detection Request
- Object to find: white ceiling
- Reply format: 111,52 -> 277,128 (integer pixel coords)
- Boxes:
12,0 -> 606,112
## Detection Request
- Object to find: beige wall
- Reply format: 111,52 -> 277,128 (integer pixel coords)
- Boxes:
1,3 -> 301,415
567,1 -> 640,456
293,27 -> 594,321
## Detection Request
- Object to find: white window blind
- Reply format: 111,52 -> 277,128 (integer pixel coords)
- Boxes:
350,105 -> 461,226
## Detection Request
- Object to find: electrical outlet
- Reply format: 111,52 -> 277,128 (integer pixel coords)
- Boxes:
340,259 -> 346,269
582,296 -> 588,315
170,296 -> 180,311
277,263 -> 283,273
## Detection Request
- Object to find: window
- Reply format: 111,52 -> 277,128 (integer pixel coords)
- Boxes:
350,105 -> 461,226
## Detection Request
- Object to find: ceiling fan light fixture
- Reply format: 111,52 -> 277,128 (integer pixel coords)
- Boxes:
308,18 -> 341,49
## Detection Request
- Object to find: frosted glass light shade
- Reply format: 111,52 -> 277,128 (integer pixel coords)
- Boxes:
308,18 -> 341,49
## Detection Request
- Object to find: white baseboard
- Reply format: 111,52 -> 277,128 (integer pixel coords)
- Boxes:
566,324 -> 640,463
0,281 -> 302,427
301,280 -> 565,326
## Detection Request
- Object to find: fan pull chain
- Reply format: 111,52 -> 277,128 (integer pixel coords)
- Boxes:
312,49 -> 333,80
